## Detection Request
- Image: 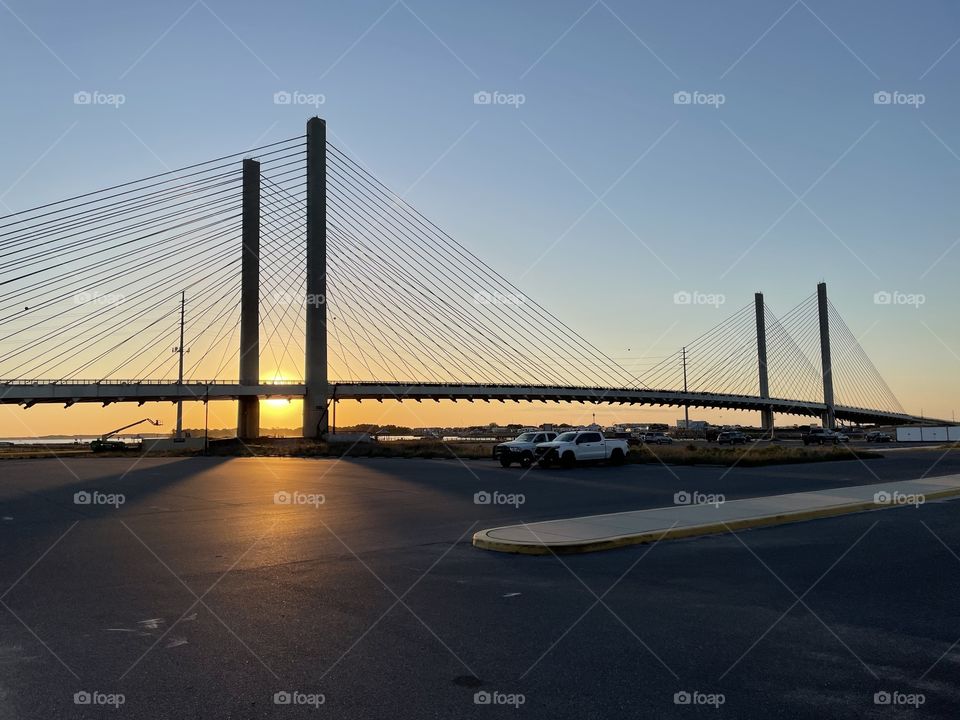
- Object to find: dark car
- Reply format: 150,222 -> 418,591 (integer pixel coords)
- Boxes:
492,431 -> 558,467
801,427 -> 846,445
717,431 -> 749,445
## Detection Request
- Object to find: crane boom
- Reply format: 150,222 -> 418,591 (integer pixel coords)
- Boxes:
101,418 -> 162,441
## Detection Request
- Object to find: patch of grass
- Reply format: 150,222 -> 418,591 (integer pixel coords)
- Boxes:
0,439 -> 886,467
627,443 -> 882,467
168,440 -> 883,467
200,439 -> 496,460
0,444 -> 97,460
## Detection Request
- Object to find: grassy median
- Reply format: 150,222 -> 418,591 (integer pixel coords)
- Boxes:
627,443 -> 882,467
158,439 -> 884,466
0,440 -> 885,466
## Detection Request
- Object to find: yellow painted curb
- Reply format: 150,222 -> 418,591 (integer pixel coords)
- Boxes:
472,486 -> 960,555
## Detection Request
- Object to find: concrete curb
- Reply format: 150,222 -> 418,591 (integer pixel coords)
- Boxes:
472,485 -> 960,555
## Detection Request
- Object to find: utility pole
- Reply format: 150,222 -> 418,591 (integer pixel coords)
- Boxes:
173,291 -> 188,440
682,347 -> 689,430
204,384 -> 210,454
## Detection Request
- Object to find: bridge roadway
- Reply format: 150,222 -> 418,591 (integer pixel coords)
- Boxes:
0,380 -> 935,425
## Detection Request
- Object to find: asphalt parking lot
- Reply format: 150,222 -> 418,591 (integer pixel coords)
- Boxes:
1,449 -> 959,718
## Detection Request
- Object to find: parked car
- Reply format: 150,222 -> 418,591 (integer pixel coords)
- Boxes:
535,431 -> 629,468
866,431 -> 893,443
802,428 -> 847,446
642,432 -> 674,445
606,431 -> 641,447
492,431 -> 558,467
717,431 -> 749,445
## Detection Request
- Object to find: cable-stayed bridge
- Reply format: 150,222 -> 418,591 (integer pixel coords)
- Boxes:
0,118 -> 937,438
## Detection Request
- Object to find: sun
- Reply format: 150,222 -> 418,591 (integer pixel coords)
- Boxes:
264,374 -> 293,407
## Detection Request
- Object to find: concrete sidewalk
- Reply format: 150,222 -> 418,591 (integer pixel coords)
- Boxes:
473,474 -> 960,554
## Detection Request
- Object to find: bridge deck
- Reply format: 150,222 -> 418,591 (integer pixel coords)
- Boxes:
0,380 -> 933,425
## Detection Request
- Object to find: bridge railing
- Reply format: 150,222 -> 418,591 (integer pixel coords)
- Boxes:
0,379 -> 298,386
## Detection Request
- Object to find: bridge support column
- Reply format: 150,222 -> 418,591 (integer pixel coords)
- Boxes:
755,292 -> 774,437
817,282 -> 836,429
303,117 -> 329,438
237,159 -> 261,440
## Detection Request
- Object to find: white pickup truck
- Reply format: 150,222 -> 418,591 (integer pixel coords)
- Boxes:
534,431 -> 629,468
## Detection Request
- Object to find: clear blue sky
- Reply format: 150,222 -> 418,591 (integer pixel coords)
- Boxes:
1,0 -> 958,422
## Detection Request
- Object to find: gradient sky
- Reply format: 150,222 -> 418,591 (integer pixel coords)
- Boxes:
1,0 -> 958,435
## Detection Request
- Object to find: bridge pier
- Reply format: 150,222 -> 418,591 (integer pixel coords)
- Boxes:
817,282 -> 836,429
237,158 -> 261,440
754,292 -> 774,437
303,117 -> 329,438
